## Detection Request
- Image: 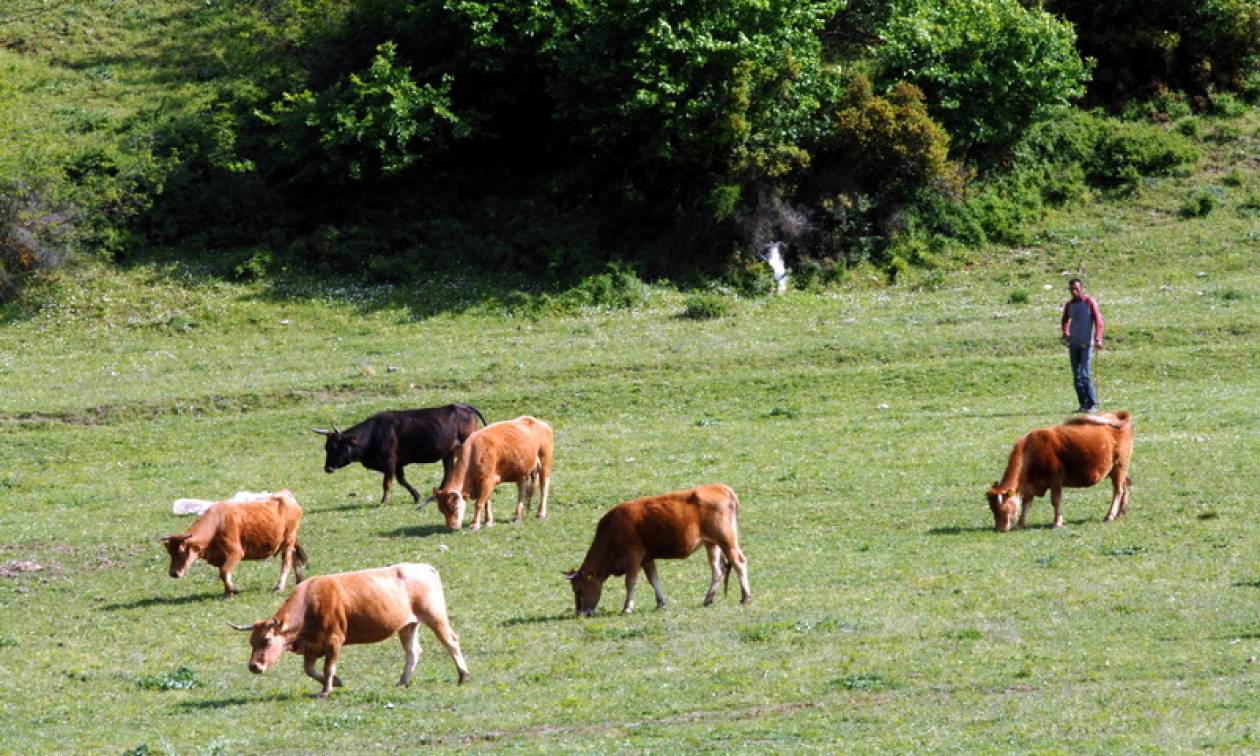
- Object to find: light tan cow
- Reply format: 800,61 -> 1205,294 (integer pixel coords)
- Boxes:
433,415 -> 553,530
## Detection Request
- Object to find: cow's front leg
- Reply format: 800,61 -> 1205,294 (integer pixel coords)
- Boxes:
1051,487 -> 1065,528
1015,494 -> 1033,529
513,479 -> 530,524
397,623 -> 420,687
469,492 -> 494,531
643,560 -> 666,609
703,544 -> 724,606
304,653 -> 344,695
380,470 -> 395,505
219,551 -> 243,596
395,466 -> 422,504
622,560 -> 643,614
319,644 -> 343,699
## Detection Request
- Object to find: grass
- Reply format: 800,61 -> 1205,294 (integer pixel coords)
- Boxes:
2,4 -> 1260,750
1,137 -> 1259,750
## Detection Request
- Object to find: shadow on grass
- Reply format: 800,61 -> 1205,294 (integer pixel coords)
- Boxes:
501,612 -> 574,627
101,591 -> 224,611
1232,580 -> 1260,589
172,693 -> 301,711
380,524 -> 450,539
928,518 -> 1089,535
309,501 -> 386,514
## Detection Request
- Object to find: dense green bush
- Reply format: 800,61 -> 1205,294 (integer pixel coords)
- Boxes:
876,0 -> 1089,158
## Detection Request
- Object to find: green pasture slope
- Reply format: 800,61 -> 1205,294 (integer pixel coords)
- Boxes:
2,144 -> 1260,753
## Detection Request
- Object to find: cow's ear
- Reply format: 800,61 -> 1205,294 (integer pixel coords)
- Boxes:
161,534 -> 185,544
563,570 -> 577,581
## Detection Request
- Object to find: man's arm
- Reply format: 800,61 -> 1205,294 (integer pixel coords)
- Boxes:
1089,296 -> 1104,345
1061,301 -> 1072,339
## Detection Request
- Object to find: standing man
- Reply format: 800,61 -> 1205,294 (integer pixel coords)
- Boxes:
1061,277 -> 1104,413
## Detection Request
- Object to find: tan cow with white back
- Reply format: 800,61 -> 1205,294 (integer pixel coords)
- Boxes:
432,415 -> 553,530
231,563 -> 469,698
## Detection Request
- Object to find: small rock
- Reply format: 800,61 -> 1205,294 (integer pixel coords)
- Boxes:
1043,284 -> 1053,290
387,366 -> 398,373
1249,656 -> 1257,664
280,319 -> 291,325
1196,272 -> 1207,278
437,544 -> 449,553
877,403 -> 890,411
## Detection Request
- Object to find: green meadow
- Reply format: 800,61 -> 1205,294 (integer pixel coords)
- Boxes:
2,123 -> 1260,751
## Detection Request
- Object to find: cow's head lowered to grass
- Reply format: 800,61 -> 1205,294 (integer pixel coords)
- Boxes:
230,618 -> 289,674
160,534 -> 201,578
985,484 -> 1021,532
564,569 -> 603,617
433,488 -> 467,530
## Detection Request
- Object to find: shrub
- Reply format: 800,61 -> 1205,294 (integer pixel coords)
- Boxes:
830,78 -> 960,200
1179,189 -> 1218,218
680,294 -> 732,320
1090,121 -> 1199,191
1008,289 -> 1030,304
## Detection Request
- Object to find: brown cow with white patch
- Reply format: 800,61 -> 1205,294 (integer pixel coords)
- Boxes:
432,415 -> 553,531
230,563 -> 469,698
161,490 -> 306,596
564,484 -> 751,616
986,412 -> 1134,532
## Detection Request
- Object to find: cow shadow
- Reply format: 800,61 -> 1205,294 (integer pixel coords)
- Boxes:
310,501 -> 384,514
380,524 -> 450,539
928,518 -> 1090,535
501,612 -> 573,627
172,693 -> 300,711
1232,580 -> 1260,589
101,591 -> 223,611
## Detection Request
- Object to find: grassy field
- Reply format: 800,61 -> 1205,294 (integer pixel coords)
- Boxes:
2,115 -> 1259,751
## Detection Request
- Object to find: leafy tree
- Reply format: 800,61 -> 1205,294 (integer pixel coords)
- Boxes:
876,0 -> 1089,158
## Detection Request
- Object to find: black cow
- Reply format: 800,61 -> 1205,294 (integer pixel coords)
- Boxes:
314,404 -> 487,504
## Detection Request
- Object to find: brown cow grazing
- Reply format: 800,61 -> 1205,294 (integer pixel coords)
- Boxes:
161,490 -> 306,596
230,563 -> 470,698
432,415 -> 553,531
564,484 -> 751,616
986,411 -> 1134,532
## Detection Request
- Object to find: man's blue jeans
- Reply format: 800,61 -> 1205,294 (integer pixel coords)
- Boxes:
1069,344 -> 1097,410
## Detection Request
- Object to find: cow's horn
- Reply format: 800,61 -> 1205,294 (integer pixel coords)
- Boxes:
331,422 -> 342,435
311,428 -> 332,436
226,621 -> 254,631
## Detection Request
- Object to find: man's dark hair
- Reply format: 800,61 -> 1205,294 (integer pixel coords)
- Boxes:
1068,277 -> 1083,287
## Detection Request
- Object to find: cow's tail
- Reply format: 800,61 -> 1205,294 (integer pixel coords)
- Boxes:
466,404 -> 488,429
723,484 -> 740,598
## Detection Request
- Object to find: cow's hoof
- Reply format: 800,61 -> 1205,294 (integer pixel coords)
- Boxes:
654,602 -> 667,610
317,691 -> 332,700
469,523 -> 481,532
512,517 -> 522,526
703,597 -> 715,607
458,671 -> 470,685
